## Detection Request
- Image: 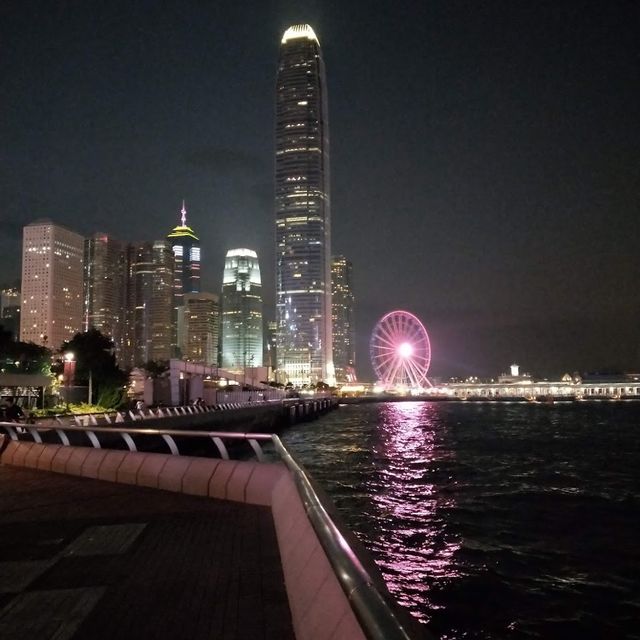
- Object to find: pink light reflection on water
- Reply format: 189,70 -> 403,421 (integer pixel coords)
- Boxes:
368,401 -> 462,623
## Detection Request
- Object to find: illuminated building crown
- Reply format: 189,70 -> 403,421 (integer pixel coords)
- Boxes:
281,24 -> 319,44
167,200 -> 199,241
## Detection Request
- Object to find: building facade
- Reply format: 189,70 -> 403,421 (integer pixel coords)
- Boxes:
166,202 -> 200,356
83,233 -> 124,358
180,292 -> 220,366
20,220 -> 84,349
221,249 -> 263,371
331,256 -> 356,382
275,24 -> 333,385
121,240 -> 174,366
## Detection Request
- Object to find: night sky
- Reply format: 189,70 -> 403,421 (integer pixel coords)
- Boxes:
2,1 -> 639,379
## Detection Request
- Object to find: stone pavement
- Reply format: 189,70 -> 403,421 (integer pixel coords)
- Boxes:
0,464 -> 294,640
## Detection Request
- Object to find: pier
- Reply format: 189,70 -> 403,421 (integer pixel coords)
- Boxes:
31,396 -> 337,434
341,378 -> 640,403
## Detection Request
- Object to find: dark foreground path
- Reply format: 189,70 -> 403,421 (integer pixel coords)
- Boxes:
0,465 -> 294,640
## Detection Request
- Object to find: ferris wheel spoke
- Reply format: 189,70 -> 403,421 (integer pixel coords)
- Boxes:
371,347 -> 396,362
387,358 -> 404,385
408,324 -> 424,343
405,356 -> 426,386
385,316 -> 399,341
372,354 -> 396,378
374,331 -> 400,349
372,353 -> 396,372
380,321 -> 400,345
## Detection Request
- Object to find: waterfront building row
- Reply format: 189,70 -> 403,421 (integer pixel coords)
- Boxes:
17,217 -> 265,373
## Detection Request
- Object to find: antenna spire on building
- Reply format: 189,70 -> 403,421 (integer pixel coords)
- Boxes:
181,200 -> 187,227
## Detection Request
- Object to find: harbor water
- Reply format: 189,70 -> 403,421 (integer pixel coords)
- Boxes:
280,401 -> 640,639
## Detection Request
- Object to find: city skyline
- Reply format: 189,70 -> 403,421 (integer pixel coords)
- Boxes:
2,2 -> 638,378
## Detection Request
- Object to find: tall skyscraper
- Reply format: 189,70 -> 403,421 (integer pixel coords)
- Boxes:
84,233 -> 124,358
221,249 -> 263,371
331,256 -> 356,382
275,24 -> 333,385
180,292 -> 220,366
20,220 -> 84,349
167,202 -> 201,356
122,240 -> 174,366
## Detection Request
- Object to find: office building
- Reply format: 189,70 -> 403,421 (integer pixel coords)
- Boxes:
264,319 -> 277,380
180,292 -> 220,366
221,249 -> 263,371
331,256 -> 356,382
84,233 -> 124,357
20,220 -> 84,348
275,24 -> 333,385
167,202 -> 200,355
122,240 -> 174,366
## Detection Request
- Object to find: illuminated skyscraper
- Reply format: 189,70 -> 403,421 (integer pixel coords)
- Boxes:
331,256 -> 356,382
221,249 -> 263,371
275,24 -> 333,385
122,240 -> 174,366
180,292 -> 220,366
167,201 -> 201,355
84,233 -> 124,358
20,220 -> 84,348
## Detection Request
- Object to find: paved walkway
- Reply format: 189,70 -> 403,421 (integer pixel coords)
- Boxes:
0,464 -> 294,640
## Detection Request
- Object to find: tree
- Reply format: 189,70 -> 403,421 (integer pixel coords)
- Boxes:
60,329 -> 127,407
144,360 -> 169,378
0,327 -> 52,376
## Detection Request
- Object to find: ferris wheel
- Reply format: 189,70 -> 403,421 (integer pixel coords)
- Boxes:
370,310 -> 432,389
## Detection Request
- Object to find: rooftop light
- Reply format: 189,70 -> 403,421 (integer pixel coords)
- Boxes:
281,24 -> 319,45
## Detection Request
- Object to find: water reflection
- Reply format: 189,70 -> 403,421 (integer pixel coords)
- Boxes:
282,402 -> 640,638
368,402 -> 461,621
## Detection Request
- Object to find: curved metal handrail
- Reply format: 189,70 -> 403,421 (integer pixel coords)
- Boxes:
0,422 -> 273,460
0,420 -> 415,639
271,435 -> 415,640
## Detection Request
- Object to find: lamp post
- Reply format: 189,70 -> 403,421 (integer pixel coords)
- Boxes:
243,350 -> 247,388
63,352 -> 75,405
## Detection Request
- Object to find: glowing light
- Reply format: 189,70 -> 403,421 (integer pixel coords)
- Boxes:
370,310 -> 432,390
181,200 -> 187,227
226,248 -> 258,259
398,342 -> 413,358
281,24 -> 319,45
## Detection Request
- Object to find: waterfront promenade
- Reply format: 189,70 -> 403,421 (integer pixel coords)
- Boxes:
0,423 -> 421,640
0,464 -> 293,640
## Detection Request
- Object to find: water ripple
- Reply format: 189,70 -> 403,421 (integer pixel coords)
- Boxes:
281,401 -> 640,638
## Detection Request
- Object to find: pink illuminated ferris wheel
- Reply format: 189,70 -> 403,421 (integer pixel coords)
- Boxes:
370,310 -> 432,389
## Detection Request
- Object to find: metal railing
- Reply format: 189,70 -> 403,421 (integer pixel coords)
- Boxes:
25,397 -> 335,429
0,420 -> 416,640
0,422 -> 272,461
272,436 -> 415,640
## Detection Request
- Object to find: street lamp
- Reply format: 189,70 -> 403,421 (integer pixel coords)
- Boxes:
63,352 -> 75,404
